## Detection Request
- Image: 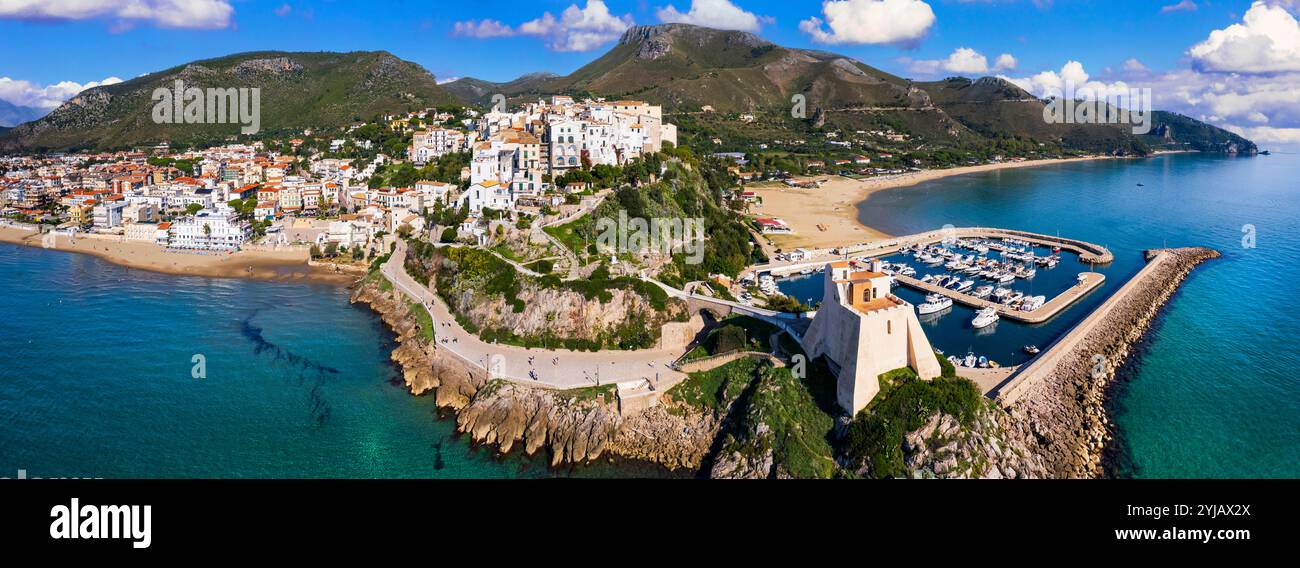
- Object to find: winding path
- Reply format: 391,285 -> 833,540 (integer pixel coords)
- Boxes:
381,240 -> 689,391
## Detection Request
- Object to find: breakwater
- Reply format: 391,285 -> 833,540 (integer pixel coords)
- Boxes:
994,247 -> 1221,477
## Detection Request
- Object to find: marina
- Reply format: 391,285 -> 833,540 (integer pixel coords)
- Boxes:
773,228 -> 1115,369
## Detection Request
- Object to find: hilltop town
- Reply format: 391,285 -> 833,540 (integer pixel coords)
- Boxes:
0,95 -> 677,261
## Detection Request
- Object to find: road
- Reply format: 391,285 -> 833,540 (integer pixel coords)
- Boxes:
381,240 -> 689,391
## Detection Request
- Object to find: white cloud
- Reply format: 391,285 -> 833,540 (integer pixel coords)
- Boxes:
0,0 -> 234,29
907,48 -> 1017,76
1189,1 -> 1300,74
454,1 -> 632,52
993,53 -> 1018,72
0,76 -> 123,109
1160,0 -> 1198,13
1122,58 -> 1148,73
437,76 -> 461,85
800,0 -> 935,47
1001,61 -> 1135,101
1081,62 -> 1300,146
1225,125 -> 1300,144
656,0 -> 769,32
453,19 -> 514,38
274,4 -> 291,18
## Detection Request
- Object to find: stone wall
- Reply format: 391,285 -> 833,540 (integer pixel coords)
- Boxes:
997,247 -> 1220,477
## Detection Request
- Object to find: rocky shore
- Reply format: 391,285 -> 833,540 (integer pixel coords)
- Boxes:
1002,247 -> 1221,478
350,277 -> 715,472
899,408 -> 1051,479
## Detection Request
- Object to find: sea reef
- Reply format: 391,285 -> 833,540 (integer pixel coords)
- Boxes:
1002,247 -> 1221,477
350,277 -> 714,471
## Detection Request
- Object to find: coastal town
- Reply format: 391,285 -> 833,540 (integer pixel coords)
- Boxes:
4,2 -> 1296,555
0,89 -> 1222,480
0,95 -> 677,260
6,6 -> 1277,483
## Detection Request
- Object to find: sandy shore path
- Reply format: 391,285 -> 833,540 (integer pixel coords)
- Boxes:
0,225 -> 353,284
747,156 -> 1116,250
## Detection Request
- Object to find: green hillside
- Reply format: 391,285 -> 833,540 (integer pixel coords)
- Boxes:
444,24 -> 1254,157
0,51 -> 455,152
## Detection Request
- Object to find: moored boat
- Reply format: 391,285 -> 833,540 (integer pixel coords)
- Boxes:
971,307 -> 1000,329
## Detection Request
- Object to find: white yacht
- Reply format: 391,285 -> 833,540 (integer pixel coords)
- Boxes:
973,285 -> 994,299
917,294 -> 953,315
971,307 -> 1000,329
1021,296 -> 1046,311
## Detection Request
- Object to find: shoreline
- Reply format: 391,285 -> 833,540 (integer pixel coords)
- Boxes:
0,225 -> 355,285
349,276 -> 716,472
749,154 -> 1164,250
994,247 -> 1221,478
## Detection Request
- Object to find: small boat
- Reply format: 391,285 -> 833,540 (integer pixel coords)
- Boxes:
998,273 -> 1016,284
1077,273 -> 1089,285
1023,345 -> 1041,355
973,285 -> 994,299
917,294 -> 953,315
988,360 -> 1001,368
799,268 -> 814,275
977,356 -> 989,368
956,280 -> 974,292
972,307 -> 1000,329
963,353 -> 978,368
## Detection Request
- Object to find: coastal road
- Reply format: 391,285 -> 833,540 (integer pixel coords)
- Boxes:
381,241 -> 690,392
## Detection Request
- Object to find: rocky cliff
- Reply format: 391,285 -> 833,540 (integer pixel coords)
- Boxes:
350,276 -> 714,471
897,408 -> 1049,479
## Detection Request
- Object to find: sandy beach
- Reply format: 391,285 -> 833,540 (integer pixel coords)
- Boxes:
0,225 -> 354,284
747,156 -> 1116,249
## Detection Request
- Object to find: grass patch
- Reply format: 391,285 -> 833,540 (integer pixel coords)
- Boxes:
842,353 -> 985,478
669,357 -> 761,412
543,216 -> 593,259
409,302 -> 435,342
558,383 -> 616,403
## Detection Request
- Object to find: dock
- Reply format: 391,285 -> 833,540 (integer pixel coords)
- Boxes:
895,272 -> 1106,324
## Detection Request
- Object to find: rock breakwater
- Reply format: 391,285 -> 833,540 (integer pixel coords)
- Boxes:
1001,247 -> 1220,477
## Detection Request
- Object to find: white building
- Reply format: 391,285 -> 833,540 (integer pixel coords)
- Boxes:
801,261 -> 942,414
92,199 -> 128,229
170,204 -> 251,251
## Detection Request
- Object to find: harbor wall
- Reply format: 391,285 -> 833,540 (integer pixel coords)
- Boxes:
992,247 -> 1220,477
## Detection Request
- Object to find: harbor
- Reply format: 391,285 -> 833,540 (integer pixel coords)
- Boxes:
770,227 -> 1115,370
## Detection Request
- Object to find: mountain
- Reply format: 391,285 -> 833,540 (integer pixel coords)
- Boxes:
441,73 -> 561,106
0,99 -> 47,128
0,51 -> 455,152
450,24 -> 923,112
448,23 -> 1253,155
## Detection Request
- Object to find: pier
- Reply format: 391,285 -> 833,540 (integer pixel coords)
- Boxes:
894,272 -> 1106,324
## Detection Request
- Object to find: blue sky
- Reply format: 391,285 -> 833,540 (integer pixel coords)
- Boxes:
2,1 -> 1299,145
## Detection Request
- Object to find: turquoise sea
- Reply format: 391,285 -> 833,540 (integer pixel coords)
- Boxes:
0,245 -> 670,478
852,152 -> 1300,478
1,153 -> 1296,478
